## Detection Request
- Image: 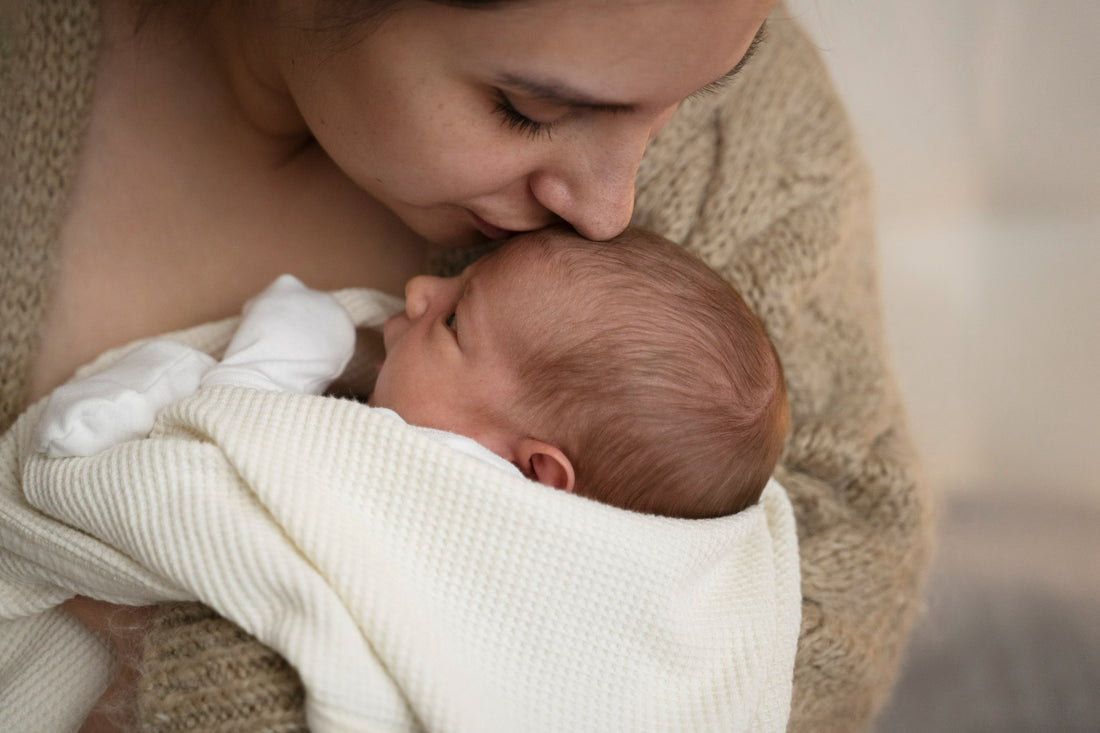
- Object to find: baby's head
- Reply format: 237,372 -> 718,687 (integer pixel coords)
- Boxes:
371,226 -> 788,518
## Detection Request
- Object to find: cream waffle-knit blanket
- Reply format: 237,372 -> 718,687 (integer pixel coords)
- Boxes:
0,289 -> 801,733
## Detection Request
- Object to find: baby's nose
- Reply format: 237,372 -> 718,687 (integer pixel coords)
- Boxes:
404,276 -> 433,319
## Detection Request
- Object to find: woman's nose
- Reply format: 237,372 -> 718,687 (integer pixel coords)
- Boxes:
529,124 -> 650,242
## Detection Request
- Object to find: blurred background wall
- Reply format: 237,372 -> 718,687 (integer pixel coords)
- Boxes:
784,0 -> 1099,499
781,1 -> 1100,730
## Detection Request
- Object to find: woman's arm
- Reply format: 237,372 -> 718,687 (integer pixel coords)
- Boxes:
63,598 -> 150,733
634,10 -> 932,731
139,603 -> 307,732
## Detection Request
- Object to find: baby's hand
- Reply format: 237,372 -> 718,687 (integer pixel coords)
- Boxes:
36,340 -> 215,457
36,275 -> 355,457
200,274 -> 356,395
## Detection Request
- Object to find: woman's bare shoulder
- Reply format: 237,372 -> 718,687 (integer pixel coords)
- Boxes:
32,1 -> 427,399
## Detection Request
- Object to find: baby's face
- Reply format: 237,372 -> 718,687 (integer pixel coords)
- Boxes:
370,242 -> 544,452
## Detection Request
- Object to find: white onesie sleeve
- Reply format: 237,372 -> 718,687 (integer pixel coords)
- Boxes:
36,275 -> 355,458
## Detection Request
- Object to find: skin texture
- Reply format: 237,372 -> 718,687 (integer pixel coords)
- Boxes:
42,0 -> 774,729
371,238 -> 576,490
271,0 -> 772,246
34,0 -> 770,401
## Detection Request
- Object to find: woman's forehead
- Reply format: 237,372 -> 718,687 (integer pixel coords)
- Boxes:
393,0 -> 773,109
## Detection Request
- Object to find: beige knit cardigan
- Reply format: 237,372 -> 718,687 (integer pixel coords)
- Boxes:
0,2 -> 932,731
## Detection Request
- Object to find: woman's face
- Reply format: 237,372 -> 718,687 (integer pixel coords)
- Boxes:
282,0 -> 773,247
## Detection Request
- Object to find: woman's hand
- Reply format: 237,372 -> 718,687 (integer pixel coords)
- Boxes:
64,596 -> 153,733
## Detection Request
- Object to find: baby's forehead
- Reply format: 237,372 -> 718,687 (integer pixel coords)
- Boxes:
470,235 -> 555,283
492,230 -> 597,276
472,239 -> 593,326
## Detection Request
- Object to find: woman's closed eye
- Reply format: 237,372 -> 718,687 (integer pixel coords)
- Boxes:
493,89 -> 556,141
445,312 -> 457,332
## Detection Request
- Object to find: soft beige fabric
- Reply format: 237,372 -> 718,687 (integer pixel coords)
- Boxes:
2,289 -> 800,733
1,2 -> 933,731
0,0 -> 99,426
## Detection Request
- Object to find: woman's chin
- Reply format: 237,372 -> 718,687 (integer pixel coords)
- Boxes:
394,224 -> 479,250
422,224 -> 497,249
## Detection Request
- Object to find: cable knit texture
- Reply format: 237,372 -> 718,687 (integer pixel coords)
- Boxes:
0,0 -> 99,426
1,2 -> 932,731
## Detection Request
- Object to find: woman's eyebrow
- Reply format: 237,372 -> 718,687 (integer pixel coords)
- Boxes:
493,73 -> 637,114
693,20 -> 769,98
496,20 -> 770,111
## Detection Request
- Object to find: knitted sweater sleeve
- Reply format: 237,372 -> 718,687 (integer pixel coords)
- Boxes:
634,14 -> 933,732
135,12 -> 932,733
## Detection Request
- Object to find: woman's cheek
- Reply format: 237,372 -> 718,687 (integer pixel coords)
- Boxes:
408,125 -> 531,203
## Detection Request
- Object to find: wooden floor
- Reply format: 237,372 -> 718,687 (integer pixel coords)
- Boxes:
875,492 -> 1100,732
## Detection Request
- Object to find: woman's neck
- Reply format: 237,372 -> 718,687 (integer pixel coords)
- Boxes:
200,1 -> 313,143
109,0 -> 312,146
33,2 -> 430,399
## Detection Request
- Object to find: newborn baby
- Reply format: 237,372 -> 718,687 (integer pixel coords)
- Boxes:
17,227 -> 800,733
40,226 -> 788,518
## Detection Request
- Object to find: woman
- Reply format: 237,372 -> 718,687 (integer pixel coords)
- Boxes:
1,0 -> 931,731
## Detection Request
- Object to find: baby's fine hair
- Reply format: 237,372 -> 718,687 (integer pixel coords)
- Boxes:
505,227 -> 789,519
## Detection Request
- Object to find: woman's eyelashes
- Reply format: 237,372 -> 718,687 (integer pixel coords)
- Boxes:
493,89 -> 556,141
445,311 -> 457,332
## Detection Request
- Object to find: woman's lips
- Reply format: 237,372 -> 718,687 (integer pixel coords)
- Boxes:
468,211 -> 515,240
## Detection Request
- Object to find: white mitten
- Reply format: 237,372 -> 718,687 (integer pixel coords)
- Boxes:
37,275 -> 356,458
36,340 -> 216,457
201,274 -> 356,394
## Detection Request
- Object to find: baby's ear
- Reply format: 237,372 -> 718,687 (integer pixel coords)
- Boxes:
516,439 -> 575,493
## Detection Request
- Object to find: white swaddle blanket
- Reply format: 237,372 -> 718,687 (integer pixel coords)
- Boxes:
0,280 -> 801,733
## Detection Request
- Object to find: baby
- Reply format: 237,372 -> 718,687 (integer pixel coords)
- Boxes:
371,226 -> 788,518
39,226 -> 789,519
13,226 -> 799,733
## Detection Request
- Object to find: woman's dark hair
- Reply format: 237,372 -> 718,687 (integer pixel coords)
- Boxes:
311,0 -> 519,40
135,0 -> 514,39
